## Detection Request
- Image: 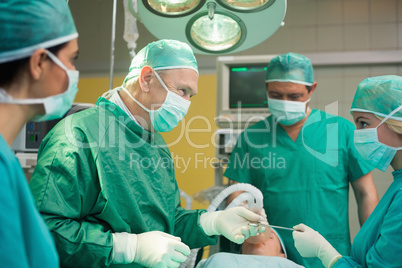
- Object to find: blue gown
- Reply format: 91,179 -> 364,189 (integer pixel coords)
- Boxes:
334,169 -> 402,267
0,134 -> 58,267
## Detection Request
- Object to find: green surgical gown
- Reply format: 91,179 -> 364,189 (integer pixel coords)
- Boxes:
334,169 -> 402,267
29,98 -> 216,268
0,134 -> 58,268
224,109 -> 373,268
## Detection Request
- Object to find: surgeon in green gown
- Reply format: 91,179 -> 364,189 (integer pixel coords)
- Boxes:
224,53 -> 379,268
29,40 -> 265,268
292,75 -> 402,268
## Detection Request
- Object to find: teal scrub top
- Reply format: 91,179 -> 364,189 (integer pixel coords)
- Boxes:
29,98 -> 217,268
0,134 -> 58,267
224,110 -> 373,268
334,169 -> 402,267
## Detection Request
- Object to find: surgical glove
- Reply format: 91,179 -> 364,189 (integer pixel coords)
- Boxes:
200,206 -> 264,244
112,231 -> 191,268
239,202 -> 269,232
256,208 -> 268,233
293,224 -> 342,268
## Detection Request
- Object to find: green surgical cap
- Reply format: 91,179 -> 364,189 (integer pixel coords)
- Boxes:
350,75 -> 402,121
124,39 -> 198,84
0,0 -> 78,64
265,52 -> 314,86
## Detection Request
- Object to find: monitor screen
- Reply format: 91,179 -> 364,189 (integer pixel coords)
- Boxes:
229,64 -> 268,109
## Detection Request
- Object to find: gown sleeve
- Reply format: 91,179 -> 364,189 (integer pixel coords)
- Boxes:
29,125 -> 114,267
174,205 -> 218,249
334,189 -> 402,267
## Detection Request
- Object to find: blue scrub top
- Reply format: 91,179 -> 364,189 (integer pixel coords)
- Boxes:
224,110 -> 373,268
0,134 -> 58,267
334,169 -> 402,267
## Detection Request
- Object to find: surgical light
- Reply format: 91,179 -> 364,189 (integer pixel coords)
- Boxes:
132,0 -> 286,54
145,0 -> 202,16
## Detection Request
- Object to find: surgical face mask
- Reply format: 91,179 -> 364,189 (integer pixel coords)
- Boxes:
268,97 -> 310,126
354,104 -> 402,172
0,50 -> 79,122
123,71 -> 190,132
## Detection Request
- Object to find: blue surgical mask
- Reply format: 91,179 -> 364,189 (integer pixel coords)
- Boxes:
268,97 -> 310,126
354,105 -> 402,172
0,50 -> 79,122
122,71 -> 190,132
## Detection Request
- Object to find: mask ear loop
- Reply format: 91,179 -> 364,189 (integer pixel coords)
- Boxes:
45,50 -> 68,72
153,71 -> 170,94
376,104 -> 402,129
375,104 -> 402,151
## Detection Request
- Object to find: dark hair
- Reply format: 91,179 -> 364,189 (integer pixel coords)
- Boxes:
0,42 -> 68,88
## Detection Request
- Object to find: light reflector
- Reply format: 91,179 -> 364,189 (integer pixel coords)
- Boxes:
188,12 -> 245,52
147,0 -> 202,16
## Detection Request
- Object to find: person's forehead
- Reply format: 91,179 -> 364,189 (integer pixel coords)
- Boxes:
271,230 -> 281,243
352,111 -> 376,119
267,81 -> 307,93
60,38 -> 79,54
163,68 -> 197,78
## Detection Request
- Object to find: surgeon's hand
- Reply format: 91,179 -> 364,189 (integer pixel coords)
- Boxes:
200,206 -> 264,244
112,231 -> 190,268
239,202 -> 269,234
293,224 -> 341,268
256,207 -> 269,233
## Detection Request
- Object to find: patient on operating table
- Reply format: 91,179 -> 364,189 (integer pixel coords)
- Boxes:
196,228 -> 304,268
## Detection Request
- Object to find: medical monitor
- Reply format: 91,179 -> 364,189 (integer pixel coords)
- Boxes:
216,55 -> 275,128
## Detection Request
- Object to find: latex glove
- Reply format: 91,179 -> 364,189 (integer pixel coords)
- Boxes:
238,202 -> 269,234
293,224 -> 342,268
112,231 -> 190,268
256,207 -> 268,232
200,206 -> 264,244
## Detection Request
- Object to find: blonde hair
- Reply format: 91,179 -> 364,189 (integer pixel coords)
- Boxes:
374,115 -> 402,134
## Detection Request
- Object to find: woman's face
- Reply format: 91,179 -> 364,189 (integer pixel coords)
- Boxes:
32,38 -> 79,100
45,38 -> 79,95
352,111 -> 401,147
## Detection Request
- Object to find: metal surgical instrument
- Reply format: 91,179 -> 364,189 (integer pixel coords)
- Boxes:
249,222 -> 298,232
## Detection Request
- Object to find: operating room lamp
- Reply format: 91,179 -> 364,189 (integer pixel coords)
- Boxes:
129,0 -> 287,55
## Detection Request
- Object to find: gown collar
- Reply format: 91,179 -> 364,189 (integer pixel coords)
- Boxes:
275,108 -> 318,145
96,97 -> 156,143
392,169 -> 402,180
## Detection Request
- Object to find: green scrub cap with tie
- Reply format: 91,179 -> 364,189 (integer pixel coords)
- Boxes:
0,0 -> 78,64
350,75 -> 402,121
124,39 -> 198,85
265,52 -> 314,86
